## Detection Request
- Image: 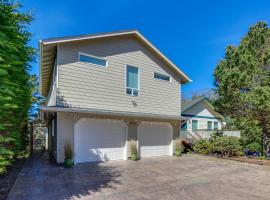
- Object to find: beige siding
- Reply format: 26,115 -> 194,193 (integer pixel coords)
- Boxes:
57,36 -> 181,116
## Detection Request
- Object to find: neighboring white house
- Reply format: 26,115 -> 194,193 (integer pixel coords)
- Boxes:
181,98 -> 224,131
39,30 -> 191,164
180,97 -> 240,139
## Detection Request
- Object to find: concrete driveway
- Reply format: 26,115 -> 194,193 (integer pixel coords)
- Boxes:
7,153 -> 270,200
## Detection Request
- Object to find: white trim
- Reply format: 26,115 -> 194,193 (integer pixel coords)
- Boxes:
78,52 -> 108,68
42,31 -> 137,45
125,64 -> 140,97
39,40 -> 43,95
56,45 -> 59,89
41,105 -> 183,120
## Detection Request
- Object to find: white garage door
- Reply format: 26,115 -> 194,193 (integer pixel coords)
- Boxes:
74,118 -> 127,164
138,122 -> 173,158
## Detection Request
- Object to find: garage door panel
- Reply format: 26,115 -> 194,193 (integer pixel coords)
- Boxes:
74,119 -> 126,163
138,122 -> 172,158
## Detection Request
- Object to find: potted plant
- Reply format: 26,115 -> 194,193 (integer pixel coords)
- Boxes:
130,140 -> 138,161
64,143 -> 73,168
175,138 -> 183,157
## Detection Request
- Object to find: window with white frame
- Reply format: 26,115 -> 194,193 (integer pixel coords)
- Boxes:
214,122 -> 219,130
192,120 -> 198,131
126,65 -> 139,96
207,121 -> 213,130
154,72 -> 171,81
78,52 -> 107,67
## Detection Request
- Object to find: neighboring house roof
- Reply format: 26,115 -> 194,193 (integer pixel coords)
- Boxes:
181,97 -> 224,120
39,29 -> 191,96
181,97 -> 205,112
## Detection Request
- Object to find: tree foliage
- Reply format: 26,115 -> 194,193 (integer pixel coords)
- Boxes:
0,0 -> 35,173
214,22 -> 270,157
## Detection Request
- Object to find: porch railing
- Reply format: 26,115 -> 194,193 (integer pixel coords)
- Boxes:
180,130 -> 241,143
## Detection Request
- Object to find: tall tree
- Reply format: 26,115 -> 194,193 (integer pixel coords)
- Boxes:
214,22 -> 270,157
0,0 -> 35,172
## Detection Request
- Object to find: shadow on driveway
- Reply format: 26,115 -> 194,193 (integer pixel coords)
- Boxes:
7,152 -> 122,200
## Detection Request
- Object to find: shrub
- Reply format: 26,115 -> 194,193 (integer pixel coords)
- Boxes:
130,140 -> 138,161
174,138 -> 183,157
193,139 -> 212,154
246,142 -> 261,153
212,136 -> 242,157
64,143 -> 73,160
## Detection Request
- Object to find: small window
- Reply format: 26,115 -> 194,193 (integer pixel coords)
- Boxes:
207,121 -> 213,130
154,72 -> 171,81
214,122 -> 219,130
79,53 -> 107,67
126,65 -> 139,96
192,120 -> 198,131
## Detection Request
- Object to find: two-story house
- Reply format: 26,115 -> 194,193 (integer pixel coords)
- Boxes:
40,30 -> 191,164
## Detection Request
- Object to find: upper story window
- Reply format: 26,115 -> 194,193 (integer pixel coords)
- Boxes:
78,52 -> 108,67
126,65 -> 139,96
154,72 -> 171,81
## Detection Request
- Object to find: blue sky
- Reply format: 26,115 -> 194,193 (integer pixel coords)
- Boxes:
22,0 -> 270,99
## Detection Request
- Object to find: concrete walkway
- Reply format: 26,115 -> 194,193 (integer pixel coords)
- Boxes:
7,153 -> 270,200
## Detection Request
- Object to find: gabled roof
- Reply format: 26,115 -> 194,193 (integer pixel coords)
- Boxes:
181,97 -> 224,120
181,97 -> 205,112
39,30 -> 191,96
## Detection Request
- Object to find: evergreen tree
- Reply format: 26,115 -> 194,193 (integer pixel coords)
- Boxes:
214,22 -> 270,157
0,0 -> 35,172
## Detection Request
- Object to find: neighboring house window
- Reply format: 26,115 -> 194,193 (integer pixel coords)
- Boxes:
207,121 -> 213,130
126,65 -> 139,96
214,122 -> 218,130
154,72 -> 171,81
192,120 -> 198,132
181,123 -> 187,131
78,53 -> 107,67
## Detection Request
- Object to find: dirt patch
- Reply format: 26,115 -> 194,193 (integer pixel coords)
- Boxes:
0,158 -> 26,200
